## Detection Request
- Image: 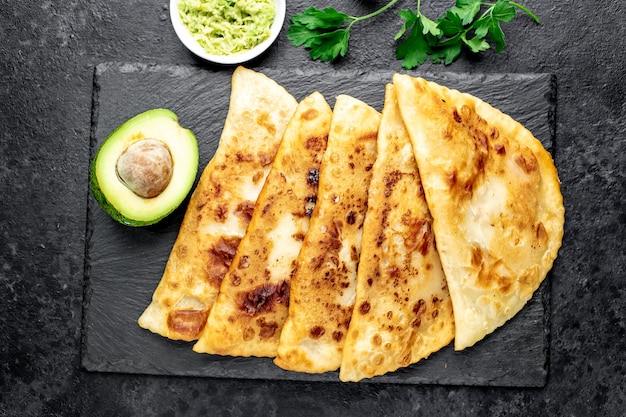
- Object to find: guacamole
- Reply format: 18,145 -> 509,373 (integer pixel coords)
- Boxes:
178,0 -> 275,56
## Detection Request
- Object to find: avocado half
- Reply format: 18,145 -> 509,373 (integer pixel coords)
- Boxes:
90,108 -> 198,226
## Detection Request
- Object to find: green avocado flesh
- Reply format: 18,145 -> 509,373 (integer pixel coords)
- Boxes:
90,108 -> 198,226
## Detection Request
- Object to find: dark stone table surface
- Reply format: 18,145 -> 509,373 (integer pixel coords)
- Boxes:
1,1 -> 624,416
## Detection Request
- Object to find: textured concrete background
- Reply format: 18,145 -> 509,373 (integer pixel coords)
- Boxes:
1,1 -> 624,416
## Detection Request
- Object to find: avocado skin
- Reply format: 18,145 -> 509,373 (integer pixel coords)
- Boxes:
90,161 -> 163,226
90,108 -> 198,227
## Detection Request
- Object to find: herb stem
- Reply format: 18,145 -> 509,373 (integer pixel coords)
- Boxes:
351,0 -> 401,22
509,1 -> 540,23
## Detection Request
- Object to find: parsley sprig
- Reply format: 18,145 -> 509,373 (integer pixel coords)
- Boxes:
287,0 -> 540,69
287,0 -> 401,62
396,0 -> 540,68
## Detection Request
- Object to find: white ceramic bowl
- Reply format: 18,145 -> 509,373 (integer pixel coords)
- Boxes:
170,0 -> 286,65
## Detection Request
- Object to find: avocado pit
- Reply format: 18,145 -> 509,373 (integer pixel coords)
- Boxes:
116,138 -> 174,198
90,108 -> 198,226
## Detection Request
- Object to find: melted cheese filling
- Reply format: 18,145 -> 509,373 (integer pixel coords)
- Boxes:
200,171 -> 270,237
266,215 -> 302,278
465,176 -> 509,247
241,169 -> 270,200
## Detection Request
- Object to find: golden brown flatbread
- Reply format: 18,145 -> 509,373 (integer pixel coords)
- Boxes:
192,92 -> 333,357
393,73 -> 564,350
138,67 -> 297,341
274,95 -> 381,373
339,84 -> 455,382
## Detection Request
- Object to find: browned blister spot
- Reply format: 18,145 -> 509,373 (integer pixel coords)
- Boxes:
214,204 -> 228,222
252,170 -> 264,183
176,244 -> 188,260
210,179 -> 222,198
235,200 -> 255,222
488,125 -> 500,140
310,325 -> 325,339
514,152 -> 539,174
387,265 -> 401,283
230,272 -> 241,287
306,168 -> 319,186
242,326 -> 255,341
259,151 -> 273,166
475,129 -> 489,150
301,108 -> 319,121
332,330 -> 344,342
383,170 -> 402,197
343,316 -> 352,332
398,349 -> 412,366
196,200 -> 207,212
350,245 -> 359,262
358,131 -> 378,142
411,299 -> 426,328
238,255 -> 250,269
359,301 -> 371,314
471,245 -> 483,268
404,216 -> 433,256
452,107 -> 463,123
207,236 -> 241,287
167,309 -> 209,339
447,169 -> 476,196
211,237 -> 240,263
256,112 -> 276,136
236,152 -> 255,163
447,170 -> 458,189
474,251 -> 515,294
498,275 -> 513,294
256,318 -> 279,339
535,222 -> 548,244
305,134 -> 328,152
312,231 -> 342,273
303,195 -> 317,218
237,281 -> 290,315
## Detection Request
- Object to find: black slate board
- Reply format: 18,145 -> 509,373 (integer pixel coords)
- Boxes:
82,62 -> 556,386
